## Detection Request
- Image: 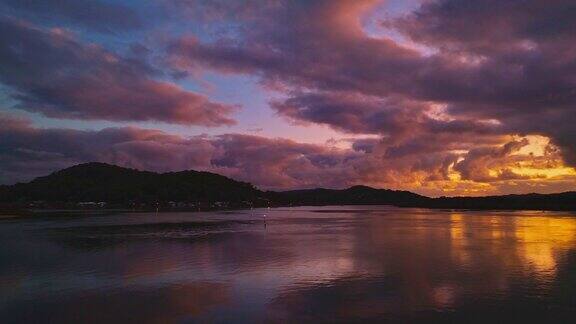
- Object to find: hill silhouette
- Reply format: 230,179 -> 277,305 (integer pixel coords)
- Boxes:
1,162 -> 575,211
270,185 -> 429,206
416,192 -> 576,211
0,163 -> 262,208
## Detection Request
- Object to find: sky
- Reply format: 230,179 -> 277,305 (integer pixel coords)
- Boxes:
1,0 -> 576,196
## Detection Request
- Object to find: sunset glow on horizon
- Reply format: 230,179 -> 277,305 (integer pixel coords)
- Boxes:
1,0 -> 576,196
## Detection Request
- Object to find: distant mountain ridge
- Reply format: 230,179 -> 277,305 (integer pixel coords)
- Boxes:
418,192 -> 576,211
1,162 -> 575,211
270,185 -> 429,206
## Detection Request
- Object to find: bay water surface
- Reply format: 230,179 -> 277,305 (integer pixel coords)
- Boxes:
1,206 -> 576,323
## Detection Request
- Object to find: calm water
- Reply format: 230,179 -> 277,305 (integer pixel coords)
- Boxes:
1,206 -> 576,323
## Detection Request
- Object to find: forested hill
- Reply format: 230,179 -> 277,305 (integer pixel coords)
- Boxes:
0,162 -> 262,205
1,163 -> 575,211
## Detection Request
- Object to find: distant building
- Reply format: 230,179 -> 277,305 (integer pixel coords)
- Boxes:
77,202 -> 107,208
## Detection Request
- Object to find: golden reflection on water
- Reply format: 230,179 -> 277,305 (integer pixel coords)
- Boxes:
355,211 -> 576,313
516,216 -> 576,275
450,212 -> 576,279
449,214 -> 471,266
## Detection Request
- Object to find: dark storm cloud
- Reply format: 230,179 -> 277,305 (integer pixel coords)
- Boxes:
453,139 -> 530,182
392,0 -> 576,53
271,91 -> 506,169
392,0 -> 576,164
0,18 -> 236,126
271,92 -> 424,135
272,92 -> 502,139
167,0 -> 576,167
0,0 -> 143,33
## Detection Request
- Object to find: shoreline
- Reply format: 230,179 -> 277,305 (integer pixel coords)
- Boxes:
2,203 -> 576,219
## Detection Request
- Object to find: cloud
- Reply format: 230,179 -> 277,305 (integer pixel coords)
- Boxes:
1,0 -> 575,195
271,92 -> 425,135
0,18 -> 236,126
391,0 -> 576,54
0,113 -> 356,188
454,139 -> 530,182
1,114 -> 572,196
166,0 -> 576,168
0,0 -> 143,33
166,0 -> 422,95
272,91 -> 502,140
392,0 -> 576,164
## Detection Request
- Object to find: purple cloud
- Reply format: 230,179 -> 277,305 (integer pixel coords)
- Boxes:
166,0 -> 576,167
2,114 -> 570,196
1,0 -> 143,33
0,18 -> 236,126
1,0 -> 575,196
